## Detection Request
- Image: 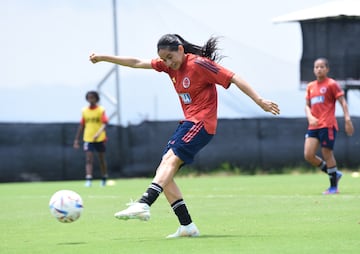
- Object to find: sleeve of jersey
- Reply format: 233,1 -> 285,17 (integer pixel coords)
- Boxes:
195,58 -> 234,89
305,84 -> 311,100
80,109 -> 85,125
331,81 -> 344,99
151,58 -> 169,73
101,108 -> 109,124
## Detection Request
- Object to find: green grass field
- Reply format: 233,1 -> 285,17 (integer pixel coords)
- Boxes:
1,173 -> 359,254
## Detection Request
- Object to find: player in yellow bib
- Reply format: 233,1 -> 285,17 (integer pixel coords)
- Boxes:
74,91 -> 109,187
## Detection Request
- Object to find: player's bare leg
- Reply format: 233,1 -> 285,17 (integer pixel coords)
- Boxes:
321,147 -> 342,194
85,151 -> 94,187
114,149 -> 180,221
98,152 -> 108,186
164,180 -> 200,238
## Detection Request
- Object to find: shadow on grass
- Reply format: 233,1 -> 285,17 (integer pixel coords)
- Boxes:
163,235 -> 238,240
57,242 -> 87,245
111,235 -> 243,242
189,234 -> 271,239
112,234 -> 272,241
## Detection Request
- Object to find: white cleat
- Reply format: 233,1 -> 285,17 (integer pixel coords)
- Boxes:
85,180 -> 92,187
166,222 -> 200,238
114,202 -> 150,221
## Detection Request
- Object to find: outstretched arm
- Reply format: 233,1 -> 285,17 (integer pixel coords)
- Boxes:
231,74 -> 280,115
89,53 -> 153,69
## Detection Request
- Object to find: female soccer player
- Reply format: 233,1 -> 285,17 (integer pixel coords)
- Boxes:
90,34 -> 280,237
73,91 -> 109,187
304,58 -> 354,195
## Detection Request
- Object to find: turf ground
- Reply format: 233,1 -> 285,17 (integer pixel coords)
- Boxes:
0,173 -> 359,254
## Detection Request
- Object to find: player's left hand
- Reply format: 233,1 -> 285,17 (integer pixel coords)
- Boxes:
345,119 -> 354,136
259,99 -> 280,115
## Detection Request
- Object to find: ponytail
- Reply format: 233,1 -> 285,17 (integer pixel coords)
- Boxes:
157,34 -> 223,62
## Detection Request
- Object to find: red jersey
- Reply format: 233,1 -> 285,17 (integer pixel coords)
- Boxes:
151,54 -> 234,134
305,77 -> 344,130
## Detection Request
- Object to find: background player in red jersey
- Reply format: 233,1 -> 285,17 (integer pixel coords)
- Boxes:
73,91 -> 109,187
304,58 -> 354,195
90,34 -> 280,238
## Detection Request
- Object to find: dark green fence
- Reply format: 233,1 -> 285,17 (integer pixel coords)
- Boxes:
0,117 -> 359,182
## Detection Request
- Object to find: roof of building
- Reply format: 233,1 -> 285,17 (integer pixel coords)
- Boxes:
272,0 -> 360,23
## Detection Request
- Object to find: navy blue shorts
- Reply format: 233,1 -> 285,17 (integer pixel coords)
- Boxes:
305,127 -> 337,149
163,121 -> 214,165
83,141 -> 106,153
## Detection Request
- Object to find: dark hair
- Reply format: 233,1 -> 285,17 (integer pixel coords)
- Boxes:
157,34 -> 223,62
86,90 -> 100,102
315,57 -> 329,68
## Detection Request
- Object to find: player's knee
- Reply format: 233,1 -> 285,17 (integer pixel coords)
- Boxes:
304,151 -> 314,162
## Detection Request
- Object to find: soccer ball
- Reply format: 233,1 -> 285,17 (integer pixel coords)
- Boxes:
49,190 -> 83,223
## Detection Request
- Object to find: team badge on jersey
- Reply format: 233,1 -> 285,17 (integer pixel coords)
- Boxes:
182,77 -> 191,88
320,87 -> 327,94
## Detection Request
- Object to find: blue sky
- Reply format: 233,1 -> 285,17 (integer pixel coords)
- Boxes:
1,0 -> 359,125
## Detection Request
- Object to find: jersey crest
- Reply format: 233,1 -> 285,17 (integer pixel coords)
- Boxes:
182,77 -> 190,88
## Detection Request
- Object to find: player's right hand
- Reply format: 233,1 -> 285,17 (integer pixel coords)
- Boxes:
89,53 -> 99,64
